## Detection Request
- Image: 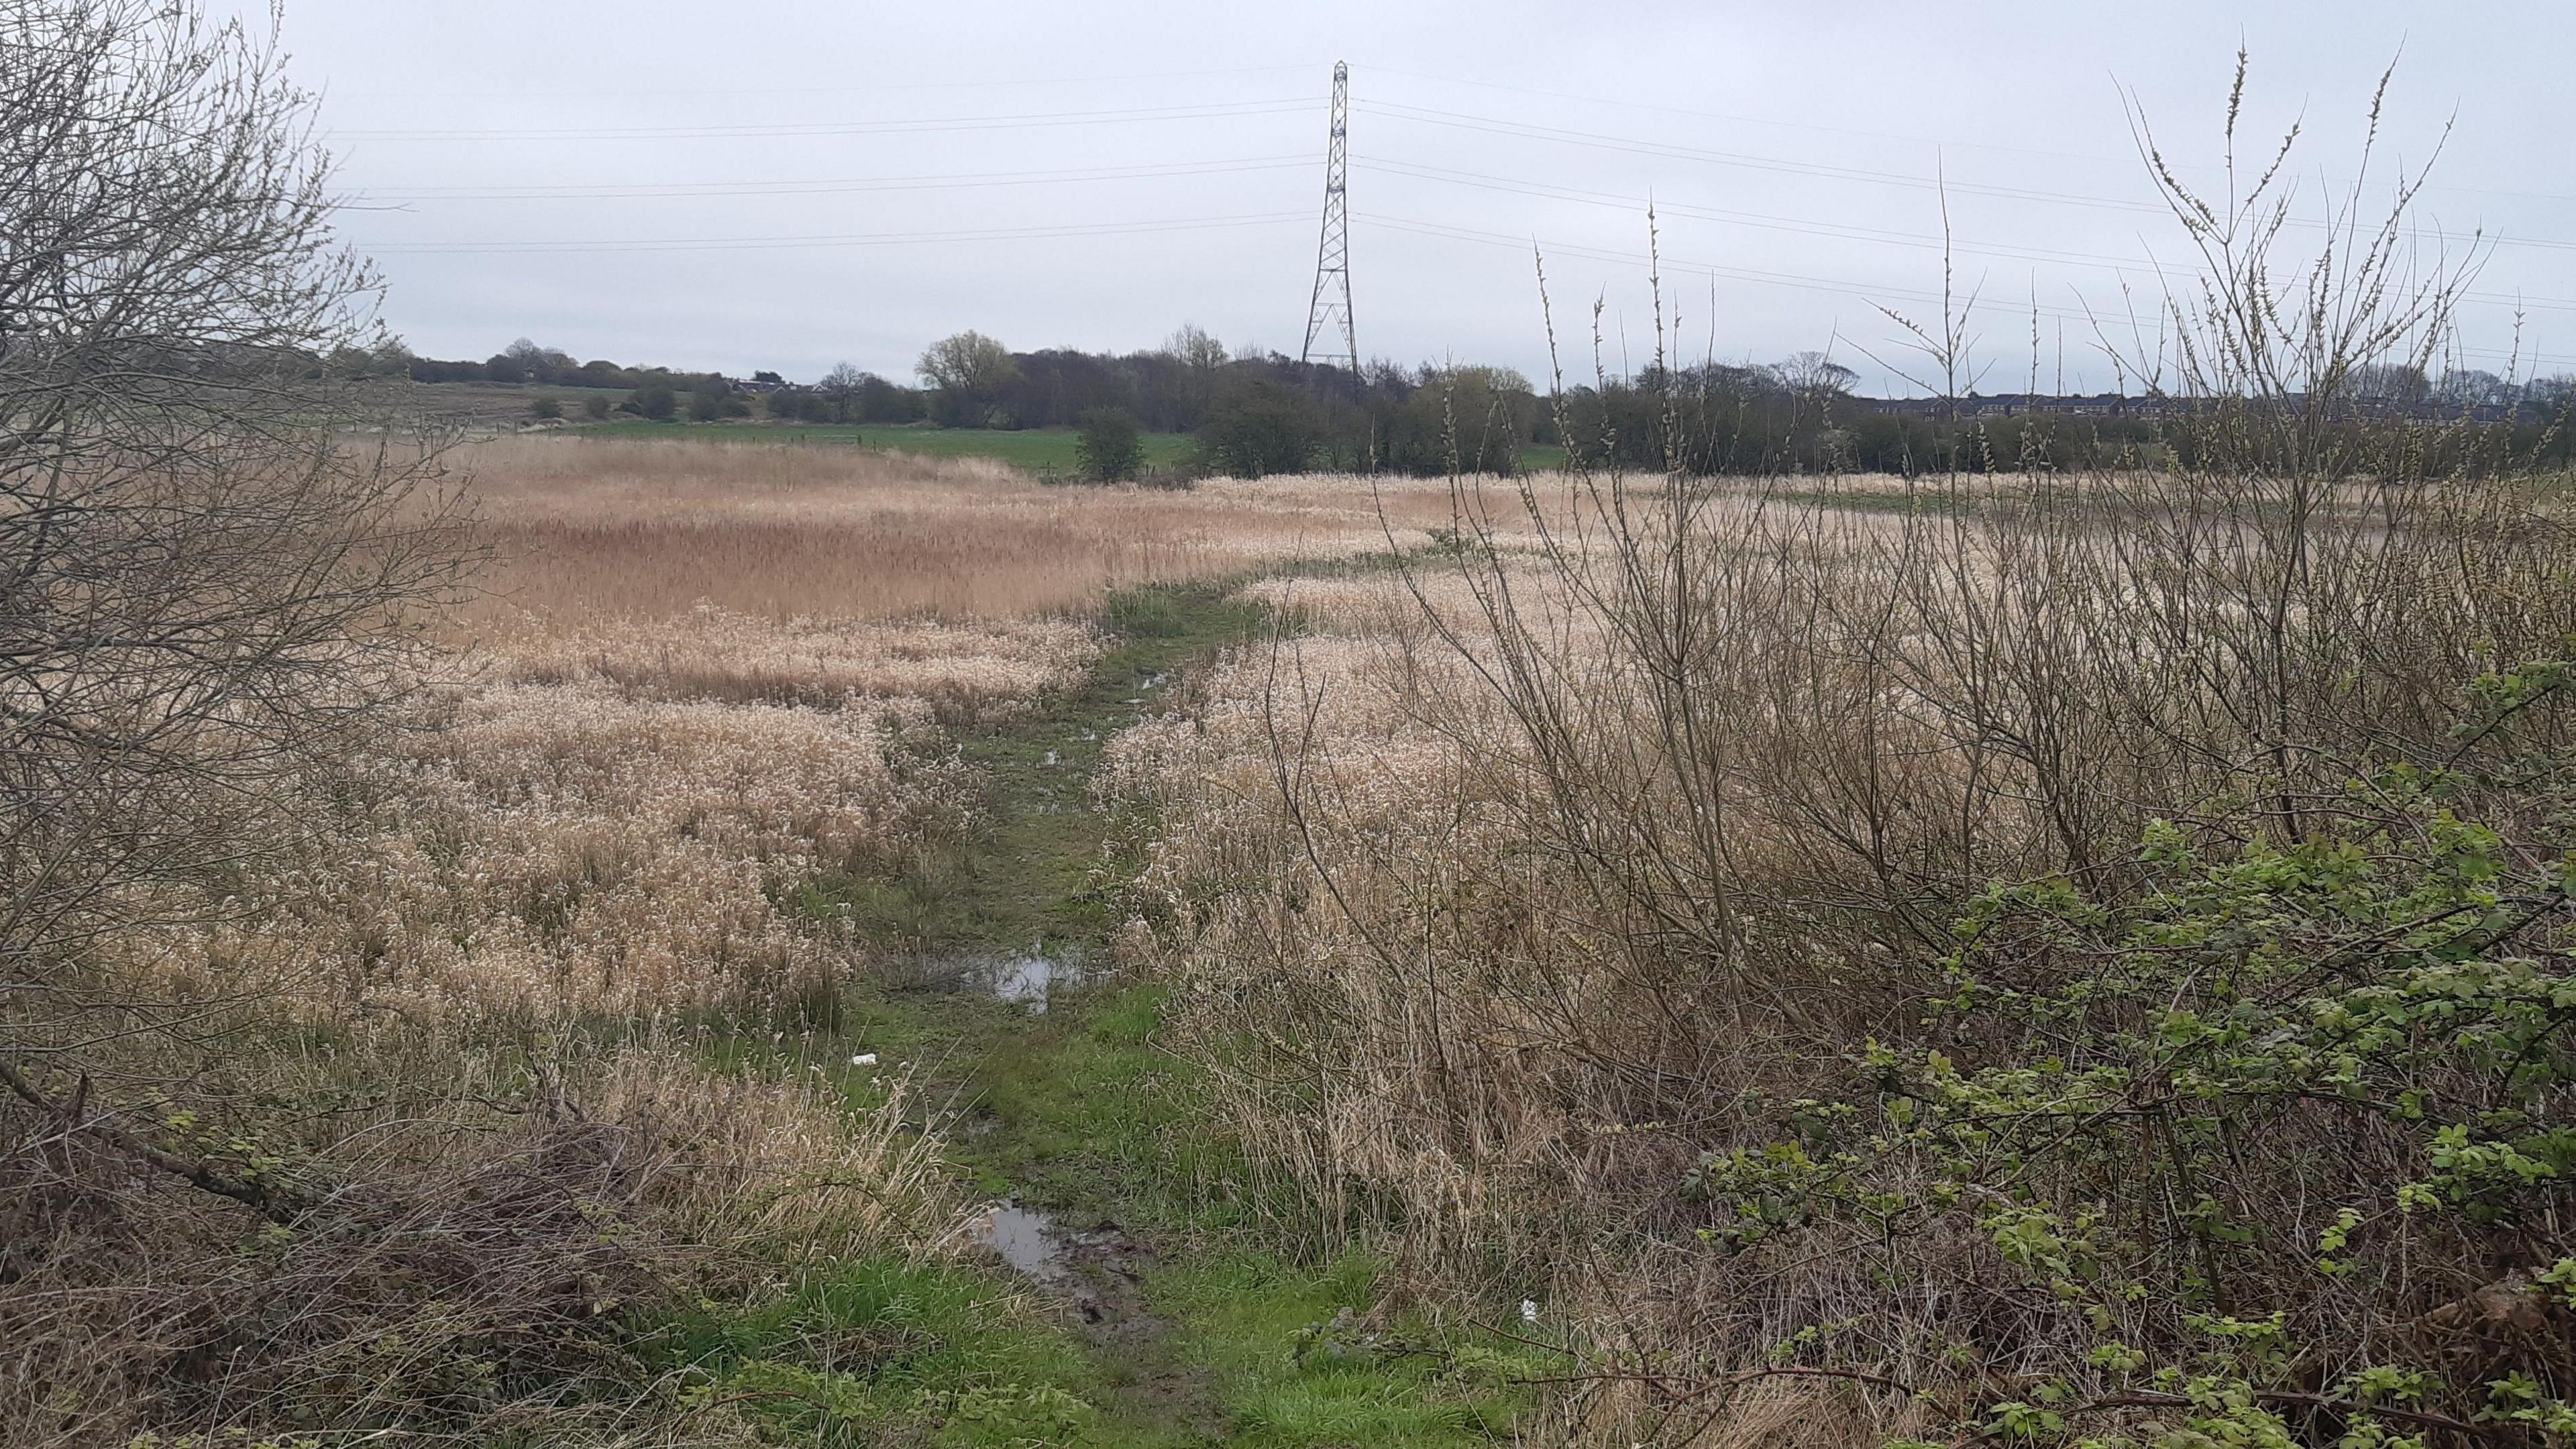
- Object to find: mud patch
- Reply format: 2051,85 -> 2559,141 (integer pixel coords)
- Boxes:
903,945 -> 1086,1012
969,1198 -> 1161,1335
973,1200 -> 1071,1283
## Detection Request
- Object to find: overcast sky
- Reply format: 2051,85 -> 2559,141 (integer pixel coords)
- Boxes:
229,0 -> 2576,393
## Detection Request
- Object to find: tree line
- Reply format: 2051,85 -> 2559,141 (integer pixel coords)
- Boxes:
394,327 -> 2576,480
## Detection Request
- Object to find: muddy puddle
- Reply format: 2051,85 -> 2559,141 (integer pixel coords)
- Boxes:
906,945 -> 1085,1012
968,1197 -> 1155,1331
973,1200 -> 1073,1283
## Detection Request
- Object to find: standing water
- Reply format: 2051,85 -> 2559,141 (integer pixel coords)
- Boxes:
908,944 -> 1085,1012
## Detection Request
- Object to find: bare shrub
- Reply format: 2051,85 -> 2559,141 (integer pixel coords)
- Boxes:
0,0 -> 468,1201
1116,58 -> 2576,1447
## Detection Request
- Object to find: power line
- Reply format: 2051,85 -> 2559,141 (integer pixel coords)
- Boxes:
1357,99 -> 2576,255
1353,156 -> 2576,314
1365,62 -> 2576,208
358,211 -> 1311,256
1368,64 -> 2146,174
333,137 -> 2576,307
350,154 -> 1311,203
1352,211 -> 2576,368
328,89 -> 2576,255
1358,99 -> 2171,213
329,96 -> 1320,142
337,62 -> 1319,103
1362,209 -> 2110,323
339,139 -> 2576,307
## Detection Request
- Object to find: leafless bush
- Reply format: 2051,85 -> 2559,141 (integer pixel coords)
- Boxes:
0,0 -> 469,1171
1116,58 -> 2576,1447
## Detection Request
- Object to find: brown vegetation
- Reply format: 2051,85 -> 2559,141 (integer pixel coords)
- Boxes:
453,433 -> 1472,627
1115,458 -> 2576,1441
14,6 -> 2568,1443
4,396 -> 1475,1442
1106,64 -> 2576,1448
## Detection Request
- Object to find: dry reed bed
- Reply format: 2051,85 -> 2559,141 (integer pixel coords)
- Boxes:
1106,561 -> 1642,1248
337,438 -> 1503,1033
17,439 -> 1385,1442
445,435 -> 1523,718
1104,467 -> 2576,1446
312,680 -> 976,1024
453,434 -> 1481,625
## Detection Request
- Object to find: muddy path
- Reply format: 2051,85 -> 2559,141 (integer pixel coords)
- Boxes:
971,1195 -> 1213,1427
802,568 -> 1538,1448
817,579 -> 1274,1441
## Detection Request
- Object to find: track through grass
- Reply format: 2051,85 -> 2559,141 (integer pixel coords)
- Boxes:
680,575 -> 1550,1446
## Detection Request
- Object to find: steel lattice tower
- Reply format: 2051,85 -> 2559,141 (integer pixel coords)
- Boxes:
1299,61 -> 1356,373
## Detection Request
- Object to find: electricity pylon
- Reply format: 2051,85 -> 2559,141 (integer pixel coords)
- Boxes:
1299,61 -> 1356,374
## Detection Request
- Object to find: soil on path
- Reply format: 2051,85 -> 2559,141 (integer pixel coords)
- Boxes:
842,580 -> 1275,1443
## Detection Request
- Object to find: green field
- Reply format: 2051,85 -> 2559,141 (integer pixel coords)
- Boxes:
576,419 -> 1197,473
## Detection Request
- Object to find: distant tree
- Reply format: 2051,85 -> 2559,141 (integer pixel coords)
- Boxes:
498,337 -> 572,382
1199,383 -> 1321,478
1152,322 -> 1231,427
916,329 -> 1018,426
1770,350 -> 1858,398
1163,322 -> 1229,373
2432,368 -> 2512,407
1404,364 -> 1538,473
529,395 -> 561,420
751,369 -> 785,386
1075,409 -> 1147,482
820,360 -> 865,423
854,371 -> 924,423
688,384 -> 745,422
917,329 -> 1015,392
582,394 -> 612,421
2349,362 -> 2430,403
629,384 -> 676,421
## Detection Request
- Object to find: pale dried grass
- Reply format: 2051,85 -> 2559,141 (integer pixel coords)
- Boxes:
345,680 -> 972,1023
445,436 -> 1508,719
451,434 -> 1476,629
485,602 -> 1098,720
1105,586 -> 1593,1243
124,678 -> 976,1028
